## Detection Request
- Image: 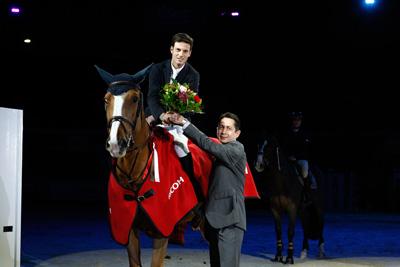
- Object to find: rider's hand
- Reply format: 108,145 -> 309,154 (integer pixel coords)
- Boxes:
170,112 -> 185,125
257,154 -> 264,164
160,112 -> 173,125
254,154 -> 265,172
145,115 -> 155,125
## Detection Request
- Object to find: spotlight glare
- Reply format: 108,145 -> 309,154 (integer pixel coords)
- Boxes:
10,7 -> 20,13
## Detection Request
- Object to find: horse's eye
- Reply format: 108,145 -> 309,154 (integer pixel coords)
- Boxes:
132,96 -> 139,103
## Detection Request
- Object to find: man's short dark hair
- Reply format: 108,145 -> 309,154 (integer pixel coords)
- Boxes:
219,112 -> 241,130
171,33 -> 194,50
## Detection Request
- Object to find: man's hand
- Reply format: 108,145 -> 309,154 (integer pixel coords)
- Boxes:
169,112 -> 185,126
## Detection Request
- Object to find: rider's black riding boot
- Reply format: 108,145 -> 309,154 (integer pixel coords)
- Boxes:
179,154 -> 204,201
179,154 -> 205,230
191,203 -> 204,230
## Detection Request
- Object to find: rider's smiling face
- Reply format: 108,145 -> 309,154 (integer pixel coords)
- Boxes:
170,42 -> 192,69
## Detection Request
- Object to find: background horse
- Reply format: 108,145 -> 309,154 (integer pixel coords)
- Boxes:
255,133 -> 325,263
96,65 -> 202,267
255,134 -> 302,264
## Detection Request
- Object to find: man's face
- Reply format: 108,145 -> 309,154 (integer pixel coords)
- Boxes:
291,117 -> 302,129
216,118 -> 241,144
170,42 -> 192,69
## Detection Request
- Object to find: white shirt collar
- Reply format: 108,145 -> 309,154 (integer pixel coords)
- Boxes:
171,63 -> 185,80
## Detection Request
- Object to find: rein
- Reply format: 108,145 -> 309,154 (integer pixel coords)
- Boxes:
113,144 -> 153,192
261,139 -> 282,172
276,147 -> 281,171
107,81 -> 152,191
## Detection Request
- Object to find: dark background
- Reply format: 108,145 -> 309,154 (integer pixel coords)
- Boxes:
1,0 -> 400,213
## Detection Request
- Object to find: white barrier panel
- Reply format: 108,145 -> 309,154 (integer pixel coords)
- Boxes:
0,107 -> 23,267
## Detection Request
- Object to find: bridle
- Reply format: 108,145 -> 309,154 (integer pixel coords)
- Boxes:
106,81 -> 148,151
106,81 -> 152,188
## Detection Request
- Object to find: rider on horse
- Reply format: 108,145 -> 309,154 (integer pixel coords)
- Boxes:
145,33 -> 204,229
280,112 -> 315,203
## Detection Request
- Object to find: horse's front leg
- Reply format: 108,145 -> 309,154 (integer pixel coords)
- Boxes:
151,237 -> 168,267
285,203 -> 297,264
270,207 -> 284,263
127,228 -> 142,267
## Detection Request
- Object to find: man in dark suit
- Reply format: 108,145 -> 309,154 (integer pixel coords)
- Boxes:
170,112 -> 247,267
145,32 -> 200,125
146,33 -> 204,224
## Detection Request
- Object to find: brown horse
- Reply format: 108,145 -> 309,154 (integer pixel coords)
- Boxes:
255,134 -> 303,264
95,64 -> 202,267
255,133 -> 325,263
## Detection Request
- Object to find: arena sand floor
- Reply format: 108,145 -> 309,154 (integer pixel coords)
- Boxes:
20,204 -> 400,267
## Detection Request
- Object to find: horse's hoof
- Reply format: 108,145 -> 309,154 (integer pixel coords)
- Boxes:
165,255 -> 171,259
300,249 -> 308,259
271,255 -> 284,263
284,256 -> 294,264
317,252 -> 326,259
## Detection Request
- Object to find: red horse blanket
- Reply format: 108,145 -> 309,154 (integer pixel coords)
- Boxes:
108,130 -> 259,245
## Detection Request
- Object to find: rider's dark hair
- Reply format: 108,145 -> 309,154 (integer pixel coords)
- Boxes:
171,33 -> 194,50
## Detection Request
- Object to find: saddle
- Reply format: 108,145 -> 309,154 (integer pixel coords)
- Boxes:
108,128 -> 259,245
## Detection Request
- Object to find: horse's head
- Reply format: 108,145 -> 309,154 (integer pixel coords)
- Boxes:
255,133 -> 281,172
95,64 -> 153,158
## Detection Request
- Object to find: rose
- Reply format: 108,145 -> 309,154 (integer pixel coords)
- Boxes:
179,85 -> 187,92
194,95 -> 201,103
178,91 -> 188,102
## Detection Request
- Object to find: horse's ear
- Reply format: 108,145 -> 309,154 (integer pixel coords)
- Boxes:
94,65 -> 114,84
131,63 -> 154,84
